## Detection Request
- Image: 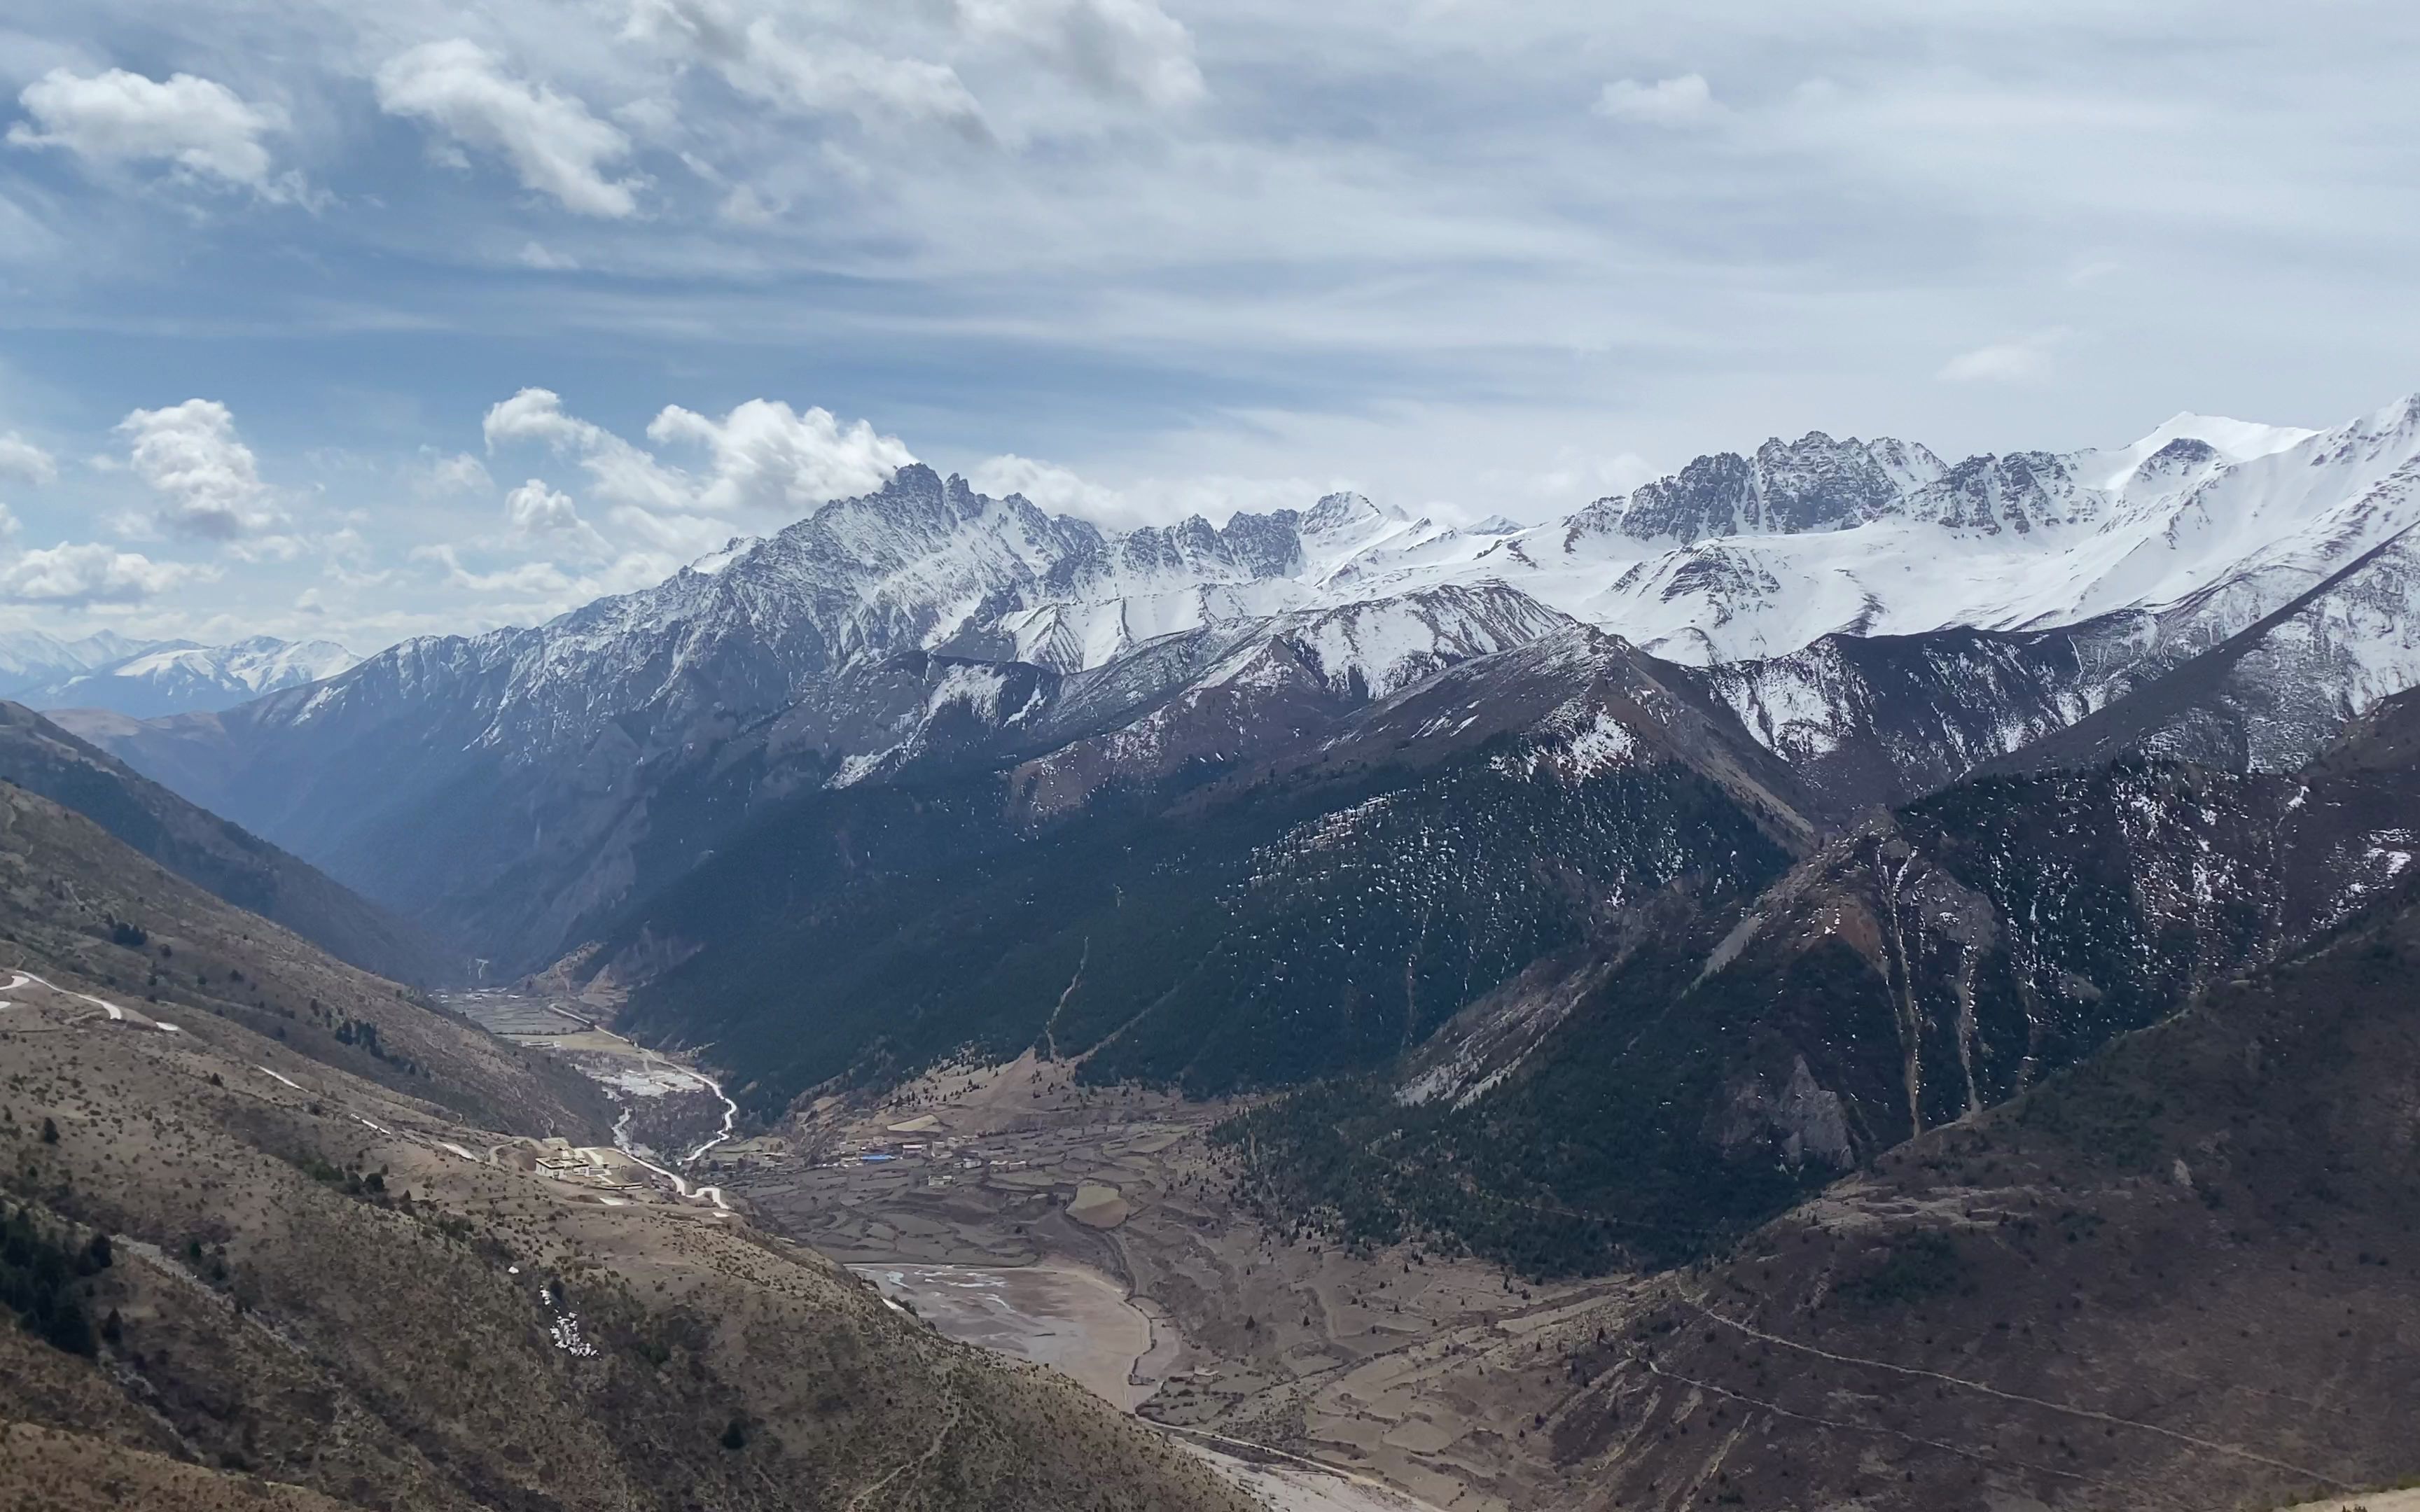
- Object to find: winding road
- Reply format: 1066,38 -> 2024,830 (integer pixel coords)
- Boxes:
0,969 -> 181,1032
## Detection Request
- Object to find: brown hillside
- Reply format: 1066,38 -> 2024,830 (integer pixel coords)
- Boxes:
0,783 -> 1251,1512
1520,886 -> 2420,1510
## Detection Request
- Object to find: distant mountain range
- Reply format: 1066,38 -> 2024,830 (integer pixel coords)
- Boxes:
0,631 -> 357,718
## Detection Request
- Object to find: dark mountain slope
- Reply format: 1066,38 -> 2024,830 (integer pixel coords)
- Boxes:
1223,688 -> 2420,1276
1534,880 -> 2420,1511
0,702 -> 460,986
606,629 -> 1812,1114
62,581 -> 1571,977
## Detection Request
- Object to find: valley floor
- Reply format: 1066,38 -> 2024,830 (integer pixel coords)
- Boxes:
445,986 -> 2420,1512
702,1046 -> 1617,1511
442,986 -> 1523,1508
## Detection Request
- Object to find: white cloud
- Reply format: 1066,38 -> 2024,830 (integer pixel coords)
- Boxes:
412,539 -> 681,618
0,433 -> 57,485
969,454 -> 1125,518
8,67 -> 288,193
626,0 -> 987,139
504,478 -> 583,533
1594,74 -> 1718,127
483,386 -> 601,452
956,0 -> 1206,108
517,239 -> 580,270
604,502 -> 737,559
114,399 -> 281,538
416,449 -> 493,496
375,41 -> 641,218
226,532 -> 308,563
483,388 -> 908,566
0,542 -> 211,606
483,386 -> 691,511
503,476 -> 616,560
1937,330 -> 2067,384
413,542 -> 572,595
647,398 -> 916,512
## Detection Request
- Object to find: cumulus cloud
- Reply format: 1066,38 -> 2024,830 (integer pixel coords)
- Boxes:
503,478 -> 582,533
375,41 -> 641,218
482,386 -> 603,452
0,541 -> 211,605
1593,74 -> 1718,127
646,398 -> 915,512
503,477 -> 616,560
626,0 -> 988,139
956,0 -> 1205,108
483,387 -> 908,566
114,399 -> 281,538
8,67 -> 289,192
1937,330 -> 2067,384
482,386 -> 691,511
969,453 -> 1125,516
0,433 -> 57,485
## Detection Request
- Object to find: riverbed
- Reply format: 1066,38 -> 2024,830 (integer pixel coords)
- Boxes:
850,1258 -> 1443,1512
852,1259 -> 1155,1408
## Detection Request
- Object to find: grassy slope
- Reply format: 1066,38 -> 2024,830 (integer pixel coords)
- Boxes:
0,783 -> 1251,1512
0,701 -> 461,986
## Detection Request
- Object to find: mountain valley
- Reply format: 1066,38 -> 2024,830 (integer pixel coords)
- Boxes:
14,396 -> 2420,1511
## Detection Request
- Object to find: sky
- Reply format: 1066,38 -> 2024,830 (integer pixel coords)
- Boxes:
0,0 -> 2414,653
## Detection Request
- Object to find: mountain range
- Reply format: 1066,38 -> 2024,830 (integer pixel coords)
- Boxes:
20,391 -> 2420,1510
0,632 -> 358,718
59,395 -> 2420,984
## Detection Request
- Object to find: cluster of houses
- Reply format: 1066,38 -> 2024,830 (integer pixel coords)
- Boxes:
826,1125 -> 1036,1189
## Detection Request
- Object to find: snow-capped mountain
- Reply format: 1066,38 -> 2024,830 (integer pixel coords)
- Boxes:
0,628 -> 153,699
58,393 -> 2420,976
1322,402 -> 2395,668
26,636 -> 359,718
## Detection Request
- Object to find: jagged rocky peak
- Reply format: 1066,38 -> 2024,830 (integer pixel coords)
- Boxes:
1303,489 -> 1404,532
1089,508 -> 1305,583
1903,449 -> 2089,533
1747,431 -> 1917,532
1603,431 -> 1944,545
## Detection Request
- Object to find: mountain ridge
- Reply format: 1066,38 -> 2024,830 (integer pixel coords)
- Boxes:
60,393 -> 2420,993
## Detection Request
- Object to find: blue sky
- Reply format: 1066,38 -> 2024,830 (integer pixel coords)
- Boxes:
0,0 -> 2415,652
